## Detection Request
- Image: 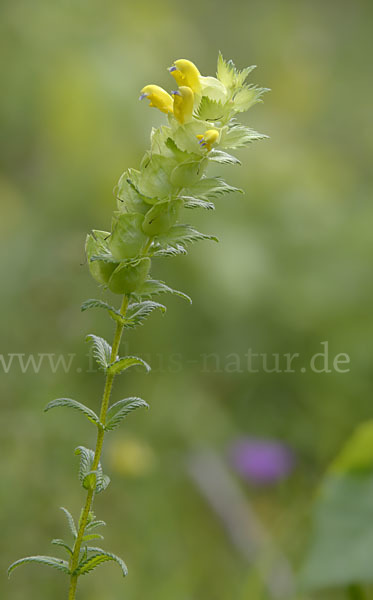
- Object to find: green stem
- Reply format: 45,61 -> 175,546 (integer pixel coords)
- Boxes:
67,294 -> 129,600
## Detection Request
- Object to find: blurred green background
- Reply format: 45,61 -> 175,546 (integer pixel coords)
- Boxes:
1,0 -> 373,598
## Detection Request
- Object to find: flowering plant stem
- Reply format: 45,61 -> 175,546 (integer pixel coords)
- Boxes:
8,54 -> 267,598
68,294 -> 128,600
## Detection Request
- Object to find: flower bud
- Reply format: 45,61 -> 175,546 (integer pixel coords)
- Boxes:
196,128 -> 220,151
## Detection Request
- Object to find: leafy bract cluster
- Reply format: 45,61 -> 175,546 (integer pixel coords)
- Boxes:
86,53 -> 268,300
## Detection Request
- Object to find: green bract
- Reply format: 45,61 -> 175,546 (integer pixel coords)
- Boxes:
9,54 -> 267,600
85,230 -> 117,286
108,257 -> 151,295
109,213 -> 147,259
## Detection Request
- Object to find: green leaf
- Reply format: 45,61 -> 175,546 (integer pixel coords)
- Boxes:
60,507 -> 77,538
51,539 -> 73,557
75,548 -> 128,577
184,176 -> 242,199
208,149 -> 241,165
82,533 -> 104,542
105,398 -> 149,431
300,422 -> 373,591
196,96 -> 226,121
108,355 -> 151,376
182,196 -> 215,210
329,420 -> 373,475
217,52 -> 256,89
86,334 -> 113,370
123,301 -> 166,329
95,469 -> 110,494
86,519 -> 106,532
300,474 -> 373,591
132,279 -> 192,304
82,470 -> 97,491
151,245 -> 188,258
75,446 -> 95,485
75,447 -> 110,494
81,299 -> 125,325
8,555 -> 70,577
44,398 -> 101,427
151,224 -> 218,254
219,122 -> 268,149
232,85 -> 269,113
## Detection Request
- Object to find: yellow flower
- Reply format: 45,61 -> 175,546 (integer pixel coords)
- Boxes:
139,84 -> 173,114
108,437 -> 156,478
171,86 -> 194,124
169,59 -> 202,95
196,129 -> 220,151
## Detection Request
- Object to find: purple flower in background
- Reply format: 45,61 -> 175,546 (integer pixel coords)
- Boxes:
229,437 -> 295,485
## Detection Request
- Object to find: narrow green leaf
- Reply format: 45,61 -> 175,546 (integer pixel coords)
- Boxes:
75,548 -> 128,577
132,279 -> 192,304
151,224 -> 218,255
105,398 -> 149,431
75,446 -> 95,484
8,555 -> 70,577
82,533 -> 104,542
86,334 -> 113,370
208,149 -> 241,165
108,356 -> 151,376
60,507 -> 77,538
44,398 -> 101,427
95,468 -> 110,494
184,176 -> 242,199
86,519 -> 106,531
151,245 -> 187,257
182,196 -> 215,210
81,299 -> 125,325
123,301 -> 166,329
51,539 -> 73,557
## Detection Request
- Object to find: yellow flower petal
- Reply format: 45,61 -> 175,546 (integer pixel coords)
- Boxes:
171,86 -> 194,124
169,59 -> 201,95
139,84 -> 173,114
196,128 -> 220,151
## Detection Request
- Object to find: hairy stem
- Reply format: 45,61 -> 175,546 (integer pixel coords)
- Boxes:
67,294 -> 129,600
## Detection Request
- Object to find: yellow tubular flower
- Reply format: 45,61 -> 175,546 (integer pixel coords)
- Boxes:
168,59 -> 202,95
171,86 -> 194,125
139,84 -> 173,114
196,129 -> 220,151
